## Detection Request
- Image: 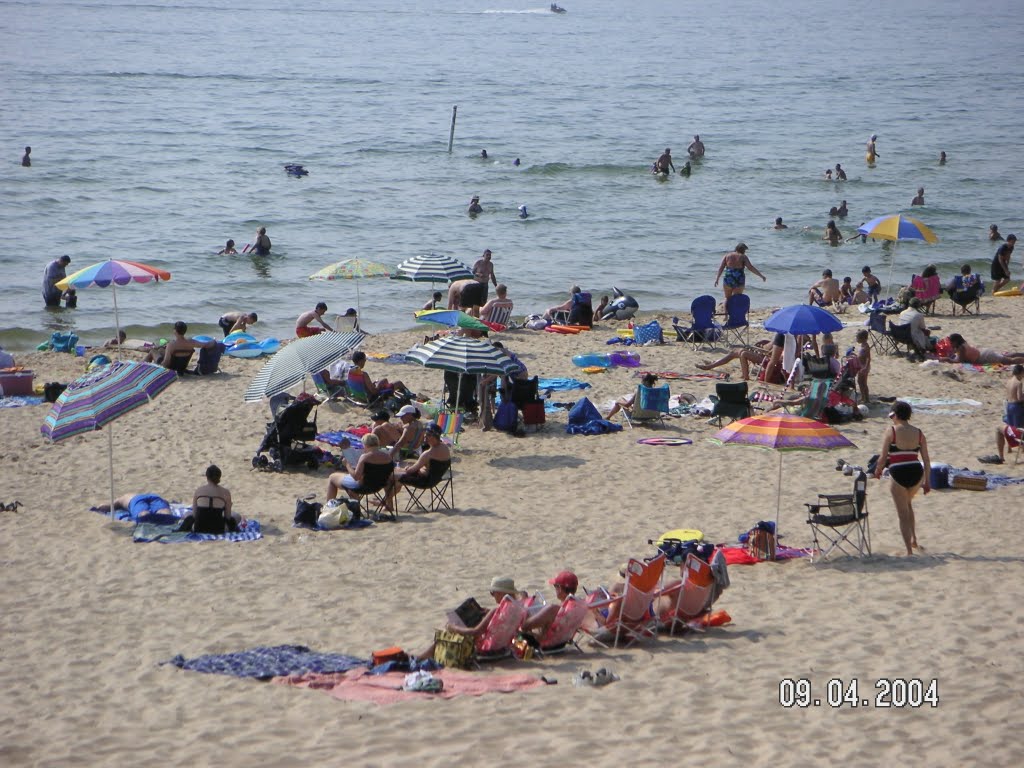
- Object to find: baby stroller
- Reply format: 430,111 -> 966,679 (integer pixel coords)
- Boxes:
252,393 -> 321,471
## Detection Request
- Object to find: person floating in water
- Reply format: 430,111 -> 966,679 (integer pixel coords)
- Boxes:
653,148 -> 675,174
773,217 -> 788,230
518,205 -> 528,219
687,135 -> 705,159
467,196 -> 483,215
252,227 -> 271,256
834,163 -> 847,180
679,160 -> 691,177
218,239 -> 237,255
480,149 -> 488,159
939,151 -> 947,165
866,134 -> 879,164
21,146 -> 31,167
911,187 -> 925,206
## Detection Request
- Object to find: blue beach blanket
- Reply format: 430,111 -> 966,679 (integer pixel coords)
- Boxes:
166,645 -> 367,679
315,431 -> 365,448
92,502 -> 262,543
537,377 -> 591,392
0,395 -> 44,408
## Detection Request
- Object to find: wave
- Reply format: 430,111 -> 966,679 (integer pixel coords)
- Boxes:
524,162 -> 640,177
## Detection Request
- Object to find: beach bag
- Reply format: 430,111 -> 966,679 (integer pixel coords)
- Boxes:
525,314 -> 549,330
632,320 -> 664,345
746,522 -> 777,561
195,342 -> 225,375
43,382 -> 68,403
317,499 -> 352,530
522,400 -> 545,427
432,629 -> 476,669
372,646 -> 409,668
494,400 -> 518,432
293,498 -> 322,528
49,331 -> 78,353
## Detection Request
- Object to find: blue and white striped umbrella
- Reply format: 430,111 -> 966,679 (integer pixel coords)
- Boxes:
40,360 -> 179,515
244,331 -> 365,403
392,253 -> 473,284
405,336 -> 518,376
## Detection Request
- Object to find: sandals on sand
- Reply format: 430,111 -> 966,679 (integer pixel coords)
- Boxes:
977,455 -> 1004,465
1,501 -> 24,512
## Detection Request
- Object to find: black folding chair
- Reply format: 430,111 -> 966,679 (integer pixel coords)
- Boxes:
711,382 -> 752,425
805,471 -> 871,561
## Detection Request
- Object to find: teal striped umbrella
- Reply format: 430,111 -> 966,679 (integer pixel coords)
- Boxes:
41,361 -> 179,514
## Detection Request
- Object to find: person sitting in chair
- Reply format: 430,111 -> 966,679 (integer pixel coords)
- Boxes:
415,576 -> 522,661
946,264 -> 982,300
520,570 -> 579,644
349,350 -> 409,401
605,373 -> 658,419
370,409 -> 403,447
325,433 -> 395,509
893,298 -> 934,352
389,422 -> 452,504
544,285 -> 584,322
391,404 -> 427,461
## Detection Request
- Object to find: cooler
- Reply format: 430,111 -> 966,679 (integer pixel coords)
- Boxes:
521,400 -> 546,429
0,370 -> 34,397
929,464 -> 950,490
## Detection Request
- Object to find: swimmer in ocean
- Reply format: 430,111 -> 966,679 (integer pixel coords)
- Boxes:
22,146 -> 31,167
773,217 -> 788,230
654,148 -> 675,174
679,160 -> 691,177
687,135 -> 705,159
837,200 -> 849,217
824,168 -> 833,181
480,149 -> 488,159
912,187 -> 925,206
468,196 -> 483,215
939,151 -> 946,165
219,239 -> 237,255
834,163 -> 847,180
252,227 -> 271,256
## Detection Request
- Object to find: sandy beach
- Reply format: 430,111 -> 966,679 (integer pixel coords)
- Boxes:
2,298 -> 1023,767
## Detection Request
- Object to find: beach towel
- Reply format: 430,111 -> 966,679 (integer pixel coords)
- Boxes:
124,503 -> 262,543
902,397 -> 983,416
0,395 -> 44,408
166,645 -> 367,679
274,667 -> 544,705
536,377 -> 591,392
633,370 -> 727,381
315,430 -> 365,448
367,352 -> 409,364
719,544 -> 811,565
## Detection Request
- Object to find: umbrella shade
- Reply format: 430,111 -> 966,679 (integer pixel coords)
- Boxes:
857,214 -> 938,243
414,309 -> 490,332
56,259 -> 171,291
244,331 -> 365,403
711,413 -> 855,451
406,336 -> 518,376
308,258 -> 394,280
764,305 -> 843,336
41,361 -> 178,442
392,253 -> 474,283
710,413 -> 856,533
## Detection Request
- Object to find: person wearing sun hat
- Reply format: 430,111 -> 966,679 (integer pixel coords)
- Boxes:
391,404 -> 426,462
414,574 -> 522,660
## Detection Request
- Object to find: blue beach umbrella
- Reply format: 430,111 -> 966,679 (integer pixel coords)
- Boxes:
40,361 -> 179,515
763,305 -> 843,336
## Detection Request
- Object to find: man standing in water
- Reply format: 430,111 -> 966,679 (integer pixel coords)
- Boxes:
654,148 -> 675,174
21,147 -> 31,167
42,255 -> 70,308
472,249 -> 498,304
252,227 -> 271,256
688,135 -> 705,159
991,234 -> 1016,294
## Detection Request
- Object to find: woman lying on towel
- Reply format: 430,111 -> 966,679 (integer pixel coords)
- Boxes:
96,493 -> 172,520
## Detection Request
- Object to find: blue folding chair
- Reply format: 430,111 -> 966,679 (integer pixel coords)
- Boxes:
720,294 -> 750,346
624,384 -> 671,428
673,295 -> 722,351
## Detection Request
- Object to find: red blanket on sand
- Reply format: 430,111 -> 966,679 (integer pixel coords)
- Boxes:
273,668 -> 544,705
720,545 -> 812,565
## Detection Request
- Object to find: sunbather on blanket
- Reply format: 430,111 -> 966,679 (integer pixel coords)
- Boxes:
947,334 -> 1024,365
697,339 -> 773,381
96,493 -> 171,518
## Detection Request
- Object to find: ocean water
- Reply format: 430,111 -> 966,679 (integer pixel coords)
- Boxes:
2,0 -> 1023,349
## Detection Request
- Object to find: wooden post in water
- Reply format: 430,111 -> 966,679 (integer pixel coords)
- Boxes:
447,106 -> 458,153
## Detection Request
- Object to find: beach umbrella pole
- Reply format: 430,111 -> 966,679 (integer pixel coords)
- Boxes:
885,242 -> 899,297
775,452 -> 783,534
107,425 -> 115,519
112,281 -> 122,361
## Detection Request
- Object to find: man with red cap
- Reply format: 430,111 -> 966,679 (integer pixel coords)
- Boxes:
521,570 -> 579,640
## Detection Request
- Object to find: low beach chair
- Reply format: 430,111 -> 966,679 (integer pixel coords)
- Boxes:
475,596 -> 529,662
434,409 -> 465,448
867,311 -> 898,355
805,470 -> 871,561
535,595 -> 589,656
659,553 -> 720,635
482,303 -> 513,331
949,277 -> 984,316
623,383 -> 670,428
585,555 -> 666,647
311,371 -> 345,400
710,381 -> 752,425
166,349 -> 194,376
797,378 -> 832,421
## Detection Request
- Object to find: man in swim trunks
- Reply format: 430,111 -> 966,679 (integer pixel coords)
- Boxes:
295,302 -> 331,337
991,233 -> 1015,294
687,135 -> 705,159
808,269 -> 842,305
472,249 -> 498,303
714,243 -> 766,301
834,163 -> 847,180
448,278 -> 486,311
654,148 -> 675,174
467,196 -> 483,215
96,493 -> 172,520
252,227 -> 271,256
946,333 -> 1024,365
990,366 -> 1024,463
218,311 -> 258,336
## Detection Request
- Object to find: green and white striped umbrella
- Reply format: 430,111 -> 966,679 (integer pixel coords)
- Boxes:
392,253 -> 474,285
405,336 -> 518,376
244,332 -> 365,403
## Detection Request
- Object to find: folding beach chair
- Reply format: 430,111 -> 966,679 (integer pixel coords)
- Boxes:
949,277 -> 984,316
720,293 -> 751,346
166,349 -> 195,376
474,596 -> 529,662
434,409 -> 465,448
867,311 -> 898,355
659,552 -> 722,636
623,383 -> 670,428
344,370 -> 376,408
350,461 -> 396,520
887,320 -> 918,356
797,378 -> 832,421
482,303 -> 514,331
673,295 -> 722,351
311,371 -> 345,400
402,459 -> 454,513
805,470 -> 871,561
910,274 -> 941,314
535,595 -> 589,657
710,381 -> 752,425
585,555 -> 666,648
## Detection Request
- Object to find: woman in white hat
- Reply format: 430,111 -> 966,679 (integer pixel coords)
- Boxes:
390,404 -> 426,461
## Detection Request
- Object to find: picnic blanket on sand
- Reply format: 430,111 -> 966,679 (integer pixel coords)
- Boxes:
720,545 -> 812,565
0,395 -> 44,408
275,668 -> 544,705
166,645 -> 366,679
537,377 -> 591,392
90,502 -> 262,543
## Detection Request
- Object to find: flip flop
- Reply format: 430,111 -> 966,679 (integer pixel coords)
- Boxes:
636,437 -> 692,446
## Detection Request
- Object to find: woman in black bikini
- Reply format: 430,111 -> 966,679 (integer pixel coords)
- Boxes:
874,401 -> 931,555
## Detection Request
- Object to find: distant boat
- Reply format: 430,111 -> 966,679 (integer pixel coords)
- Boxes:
550,3 -> 567,13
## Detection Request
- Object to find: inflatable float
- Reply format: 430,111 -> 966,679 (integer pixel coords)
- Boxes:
572,351 -> 641,368
226,338 -> 281,358
993,288 -> 1023,297
598,287 -> 639,321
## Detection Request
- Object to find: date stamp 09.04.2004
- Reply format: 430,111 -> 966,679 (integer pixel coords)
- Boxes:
779,678 -> 939,709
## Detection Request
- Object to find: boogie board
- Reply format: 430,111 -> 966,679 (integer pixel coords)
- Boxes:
655,528 -> 704,545
993,288 -> 1022,297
